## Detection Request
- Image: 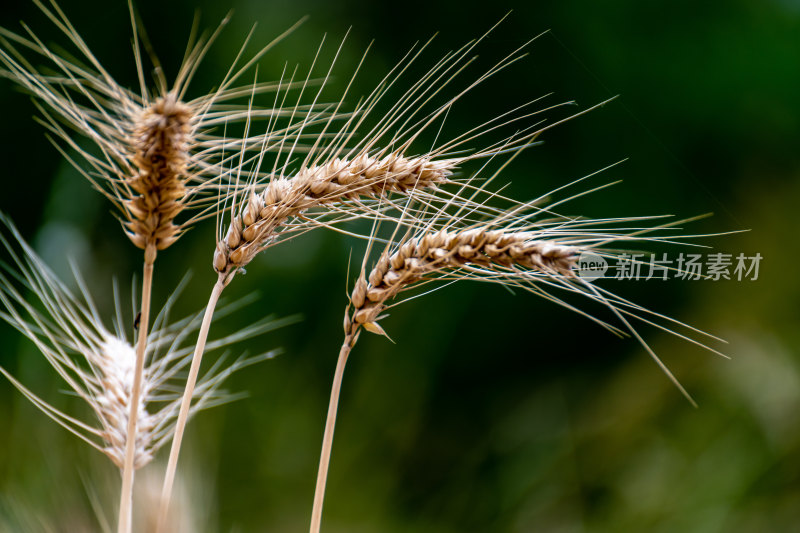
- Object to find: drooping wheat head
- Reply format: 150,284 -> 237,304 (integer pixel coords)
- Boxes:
346,228 -> 578,338
345,178 -> 728,371
213,20 -> 600,282
213,154 -> 456,276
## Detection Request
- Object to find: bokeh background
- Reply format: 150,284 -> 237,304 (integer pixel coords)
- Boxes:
0,0 -> 797,531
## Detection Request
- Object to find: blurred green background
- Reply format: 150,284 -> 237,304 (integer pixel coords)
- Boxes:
0,0 -> 797,531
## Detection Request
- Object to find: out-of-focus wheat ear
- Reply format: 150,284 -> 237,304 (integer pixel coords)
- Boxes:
0,222 -> 146,458
0,214 -> 285,532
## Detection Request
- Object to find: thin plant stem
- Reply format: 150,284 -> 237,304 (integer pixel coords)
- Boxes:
310,332 -> 357,533
156,276 -> 226,533
118,259 -> 154,533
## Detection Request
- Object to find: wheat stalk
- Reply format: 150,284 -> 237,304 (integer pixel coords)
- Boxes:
121,90 -> 192,533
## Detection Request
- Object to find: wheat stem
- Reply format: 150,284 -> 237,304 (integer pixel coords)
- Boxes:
118,258 -> 154,533
310,332 -> 357,533
156,276 -> 226,533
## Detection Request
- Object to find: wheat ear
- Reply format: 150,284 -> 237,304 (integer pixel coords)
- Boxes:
310,229 -> 578,532
351,229 -> 577,329
211,17 -> 577,282
0,214 -> 283,473
125,94 -> 193,256
0,0 -> 319,224
213,154 -> 456,276
309,184 -> 737,529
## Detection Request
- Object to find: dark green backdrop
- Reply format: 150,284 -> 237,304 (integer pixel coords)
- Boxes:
0,0 -> 796,531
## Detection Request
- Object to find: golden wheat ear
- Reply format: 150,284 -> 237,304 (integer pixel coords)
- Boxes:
125,93 -> 193,260
0,1 -> 325,254
0,213 -> 294,469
